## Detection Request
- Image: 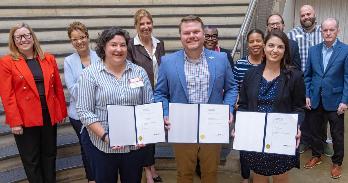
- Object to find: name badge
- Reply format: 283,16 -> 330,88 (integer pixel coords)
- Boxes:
295,35 -> 303,38
129,77 -> 144,88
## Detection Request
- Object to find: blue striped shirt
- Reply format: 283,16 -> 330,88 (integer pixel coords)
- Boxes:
232,57 -> 260,90
184,51 -> 210,104
76,60 -> 153,153
287,25 -> 323,71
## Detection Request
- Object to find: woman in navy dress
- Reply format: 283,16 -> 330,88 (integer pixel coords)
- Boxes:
237,30 -> 305,183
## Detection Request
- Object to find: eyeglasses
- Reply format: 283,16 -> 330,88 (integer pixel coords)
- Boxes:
13,33 -> 32,42
71,35 -> 88,43
205,34 -> 218,40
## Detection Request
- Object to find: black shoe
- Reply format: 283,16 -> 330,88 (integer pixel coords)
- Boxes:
153,176 -> 163,182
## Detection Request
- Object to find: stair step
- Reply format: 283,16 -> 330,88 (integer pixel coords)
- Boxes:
0,124 -> 78,161
0,155 -> 83,183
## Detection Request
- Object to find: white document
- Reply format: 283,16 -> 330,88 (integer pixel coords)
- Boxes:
168,103 -> 198,143
135,102 -> 165,144
199,104 -> 230,143
264,113 -> 298,155
233,111 -> 266,152
233,111 -> 298,156
108,105 -> 137,146
107,103 -> 165,146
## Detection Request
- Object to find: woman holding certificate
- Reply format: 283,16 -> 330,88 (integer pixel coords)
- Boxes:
76,27 -> 153,183
127,9 -> 165,183
238,30 -> 305,183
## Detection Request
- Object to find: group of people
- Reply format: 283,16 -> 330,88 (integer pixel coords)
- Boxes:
0,4 -> 346,183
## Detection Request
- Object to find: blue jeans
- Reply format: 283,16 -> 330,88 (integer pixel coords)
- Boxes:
69,117 -> 94,181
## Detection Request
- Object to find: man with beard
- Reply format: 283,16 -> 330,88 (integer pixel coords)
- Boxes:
287,5 -> 333,157
203,26 -> 234,67
267,13 -> 301,70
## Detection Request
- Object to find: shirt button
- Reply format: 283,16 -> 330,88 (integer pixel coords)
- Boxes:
23,86 -> 27,90
51,85 -> 54,87
20,76 -> 23,79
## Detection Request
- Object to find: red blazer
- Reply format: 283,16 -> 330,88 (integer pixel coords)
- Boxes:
0,53 -> 67,128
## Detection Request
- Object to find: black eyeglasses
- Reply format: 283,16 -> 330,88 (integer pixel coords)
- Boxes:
205,34 -> 218,40
13,33 -> 32,42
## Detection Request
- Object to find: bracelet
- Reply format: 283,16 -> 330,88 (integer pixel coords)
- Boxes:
101,132 -> 108,142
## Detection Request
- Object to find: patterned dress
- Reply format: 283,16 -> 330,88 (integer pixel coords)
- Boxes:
240,76 -> 299,176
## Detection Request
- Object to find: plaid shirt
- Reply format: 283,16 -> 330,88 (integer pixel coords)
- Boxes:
287,25 -> 323,71
184,51 -> 210,104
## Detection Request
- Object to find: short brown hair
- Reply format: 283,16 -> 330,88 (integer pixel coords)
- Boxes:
179,15 -> 204,33
134,9 -> 153,26
67,21 -> 89,39
8,23 -> 44,60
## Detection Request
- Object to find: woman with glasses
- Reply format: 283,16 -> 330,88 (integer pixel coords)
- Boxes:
0,23 -> 67,183
127,9 -> 165,183
64,21 -> 99,183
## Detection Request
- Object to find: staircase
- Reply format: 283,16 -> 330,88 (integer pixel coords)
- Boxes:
0,0 -> 250,182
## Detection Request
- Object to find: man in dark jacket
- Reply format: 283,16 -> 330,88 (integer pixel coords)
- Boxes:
266,13 -> 301,70
204,25 -> 234,67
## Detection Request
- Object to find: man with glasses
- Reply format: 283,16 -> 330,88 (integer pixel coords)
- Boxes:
204,25 -> 233,67
267,13 -> 301,70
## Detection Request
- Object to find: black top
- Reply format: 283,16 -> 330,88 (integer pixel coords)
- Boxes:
238,63 -> 306,125
26,58 -> 48,109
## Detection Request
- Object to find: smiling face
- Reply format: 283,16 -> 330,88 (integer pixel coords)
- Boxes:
300,5 -> 316,29
70,29 -> 89,53
180,21 -> 204,52
248,32 -> 264,56
264,36 -> 285,65
13,27 -> 34,54
104,35 -> 128,67
136,16 -> 153,39
204,27 -> 218,50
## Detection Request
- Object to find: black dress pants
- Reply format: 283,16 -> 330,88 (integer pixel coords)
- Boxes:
14,109 -> 57,183
300,110 -> 327,146
309,104 -> 344,165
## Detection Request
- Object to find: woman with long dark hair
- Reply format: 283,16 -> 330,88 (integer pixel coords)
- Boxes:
237,30 -> 305,183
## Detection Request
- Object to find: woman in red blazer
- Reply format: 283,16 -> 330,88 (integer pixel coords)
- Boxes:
0,23 -> 67,183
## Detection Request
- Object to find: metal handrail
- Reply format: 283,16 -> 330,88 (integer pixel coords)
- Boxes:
231,0 -> 258,60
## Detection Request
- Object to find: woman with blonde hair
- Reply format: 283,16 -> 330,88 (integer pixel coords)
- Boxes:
127,9 -> 165,183
0,23 -> 67,183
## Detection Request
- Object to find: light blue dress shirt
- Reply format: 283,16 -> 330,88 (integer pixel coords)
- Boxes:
322,39 -> 337,71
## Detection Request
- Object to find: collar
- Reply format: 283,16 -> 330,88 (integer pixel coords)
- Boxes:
323,39 -> 338,49
301,24 -> 321,33
134,34 -> 160,47
98,59 -> 133,72
184,48 -> 205,63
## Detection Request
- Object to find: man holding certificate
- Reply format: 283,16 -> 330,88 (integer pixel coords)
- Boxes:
154,15 -> 238,183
